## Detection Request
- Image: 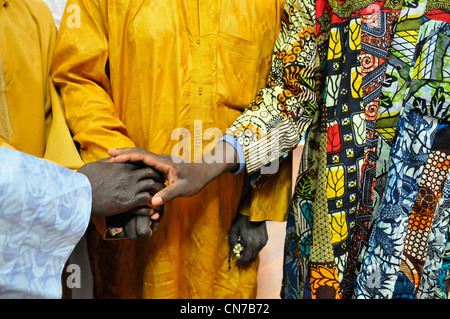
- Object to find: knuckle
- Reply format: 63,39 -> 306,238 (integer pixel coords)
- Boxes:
141,193 -> 152,205
139,229 -> 151,238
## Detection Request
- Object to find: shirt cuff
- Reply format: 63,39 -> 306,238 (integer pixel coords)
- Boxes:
218,134 -> 246,175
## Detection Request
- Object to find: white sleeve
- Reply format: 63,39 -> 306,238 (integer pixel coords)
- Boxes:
0,147 -> 91,299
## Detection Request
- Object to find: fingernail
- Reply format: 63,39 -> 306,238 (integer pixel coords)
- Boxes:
153,197 -> 163,206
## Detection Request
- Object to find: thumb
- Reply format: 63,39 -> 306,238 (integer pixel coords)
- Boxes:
151,180 -> 187,207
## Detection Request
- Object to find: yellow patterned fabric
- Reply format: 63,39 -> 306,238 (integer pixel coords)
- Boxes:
309,132 -> 341,299
0,0 -> 83,170
52,0 -> 290,298
226,0 -> 318,177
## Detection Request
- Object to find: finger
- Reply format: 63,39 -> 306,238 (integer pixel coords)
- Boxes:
236,244 -> 258,267
136,179 -> 166,195
116,153 -> 173,181
228,229 -> 240,247
128,206 -> 155,217
123,217 -> 137,241
137,167 -> 166,183
157,205 -> 164,220
150,206 -> 164,231
108,147 -> 135,157
151,206 -> 164,231
108,148 -> 150,165
151,222 -> 159,232
109,148 -> 159,167
135,215 -> 152,239
128,192 -> 153,209
150,181 -> 187,207
129,163 -> 166,183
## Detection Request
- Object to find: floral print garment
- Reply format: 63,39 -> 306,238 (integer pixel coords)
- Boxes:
227,0 -> 450,299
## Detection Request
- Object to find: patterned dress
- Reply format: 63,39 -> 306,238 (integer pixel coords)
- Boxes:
226,0 -> 450,299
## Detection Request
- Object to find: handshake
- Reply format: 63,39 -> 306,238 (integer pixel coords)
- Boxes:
78,143 -> 239,240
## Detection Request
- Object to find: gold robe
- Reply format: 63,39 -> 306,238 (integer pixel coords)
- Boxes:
0,0 -> 83,169
52,0 -> 291,298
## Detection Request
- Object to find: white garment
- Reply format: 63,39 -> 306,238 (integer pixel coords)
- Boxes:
0,147 -> 91,299
41,0 -> 67,29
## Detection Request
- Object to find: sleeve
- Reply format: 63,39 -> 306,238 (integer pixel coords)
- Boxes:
0,147 -> 91,299
0,57 -> 12,148
225,0 -> 319,186
219,134 -> 247,174
0,0 -> 84,170
43,78 -> 86,170
41,7 -> 85,170
237,153 -> 292,222
51,0 -> 135,164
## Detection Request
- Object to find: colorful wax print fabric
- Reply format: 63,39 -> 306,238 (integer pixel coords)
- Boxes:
313,0 -> 449,298
227,0 -> 450,299
355,0 -> 450,298
355,112 -> 450,298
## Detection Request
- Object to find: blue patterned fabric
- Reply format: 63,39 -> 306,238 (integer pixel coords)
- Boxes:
0,147 -> 91,299
355,109 -> 450,299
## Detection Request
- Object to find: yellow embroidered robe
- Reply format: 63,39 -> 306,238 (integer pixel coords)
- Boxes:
52,0 -> 292,298
0,0 -> 83,169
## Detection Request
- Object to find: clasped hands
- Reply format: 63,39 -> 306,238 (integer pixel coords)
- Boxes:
79,144 -> 267,266
77,159 -> 166,240
77,144 -> 237,240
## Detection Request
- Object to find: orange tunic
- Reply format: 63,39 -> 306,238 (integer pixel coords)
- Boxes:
0,0 -> 83,169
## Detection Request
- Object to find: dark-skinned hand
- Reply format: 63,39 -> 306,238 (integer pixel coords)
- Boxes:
228,213 -> 268,267
106,205 -> 164,240
77,160 -> 165,239
107,144 -> 239,208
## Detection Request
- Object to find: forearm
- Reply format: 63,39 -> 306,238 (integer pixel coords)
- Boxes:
202,141 -> 240,181
51,0 -> 134,162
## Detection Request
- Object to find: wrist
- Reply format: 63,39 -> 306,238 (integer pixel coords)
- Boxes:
204,141 -> 239,177
217,141 -> 239,173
